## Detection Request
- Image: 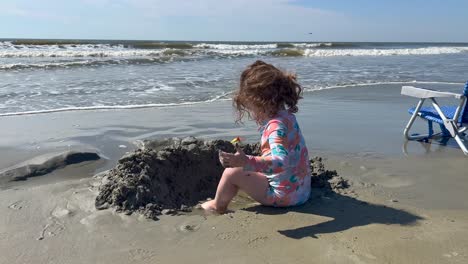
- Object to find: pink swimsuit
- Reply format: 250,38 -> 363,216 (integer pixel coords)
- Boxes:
244,110 -> 311,207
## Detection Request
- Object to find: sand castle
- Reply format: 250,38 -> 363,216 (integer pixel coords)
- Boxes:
95,137 -> 348,220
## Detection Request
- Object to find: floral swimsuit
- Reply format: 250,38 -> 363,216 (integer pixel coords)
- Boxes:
244,110 -> 311,207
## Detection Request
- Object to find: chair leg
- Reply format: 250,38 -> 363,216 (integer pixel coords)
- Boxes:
439,123 -> 451,137
454,134 -> 468,155
440,120 -> 468,155
402,140 -> 409,156
429,98 -> 468,156
404,99 -> 429,140
428,120 -> 434,137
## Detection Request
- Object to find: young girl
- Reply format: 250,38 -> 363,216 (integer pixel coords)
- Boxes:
201,60 -> 311,213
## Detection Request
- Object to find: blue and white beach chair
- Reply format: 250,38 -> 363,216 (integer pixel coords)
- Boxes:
401,81 -> 468,155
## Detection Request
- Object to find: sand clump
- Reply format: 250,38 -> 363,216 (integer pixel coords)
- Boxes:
95,137 -> 348,220
309,156 -> 349,192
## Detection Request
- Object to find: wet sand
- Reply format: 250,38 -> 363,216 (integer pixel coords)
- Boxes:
1,84 -> 468,263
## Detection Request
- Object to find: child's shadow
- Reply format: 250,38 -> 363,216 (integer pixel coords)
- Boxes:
243,190 -> 423,239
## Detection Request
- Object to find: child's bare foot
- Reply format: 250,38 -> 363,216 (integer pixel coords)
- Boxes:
200,200 -> 226,214
201,200 -> 217,211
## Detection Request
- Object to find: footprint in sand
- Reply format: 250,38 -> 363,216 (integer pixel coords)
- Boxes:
247,234 -> 269,248
176,215 -> 205,233
127,248 -> 159,263
216,231 -> 240,241
37,206 -> 71,241
37,217 -> 66,241
8,200 -> 27,210
178,224 -> 200,233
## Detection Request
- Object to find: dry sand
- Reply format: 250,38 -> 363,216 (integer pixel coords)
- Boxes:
1,87 -> 468,263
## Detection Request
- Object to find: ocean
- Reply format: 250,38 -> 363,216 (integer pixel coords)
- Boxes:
1,39 -> 468,116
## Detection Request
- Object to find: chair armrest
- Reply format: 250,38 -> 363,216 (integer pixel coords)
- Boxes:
401,86 -> 463,99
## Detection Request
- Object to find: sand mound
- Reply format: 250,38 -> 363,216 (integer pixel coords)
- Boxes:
0,150 -> 100,182
310,156 -> 349,192
95,137 -> 347,220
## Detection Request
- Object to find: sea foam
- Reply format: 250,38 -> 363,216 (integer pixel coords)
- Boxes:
2,41 -> 468,58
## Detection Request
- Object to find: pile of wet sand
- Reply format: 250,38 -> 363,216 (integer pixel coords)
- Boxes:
95,137 -> 348,220
309,156 -> 349,192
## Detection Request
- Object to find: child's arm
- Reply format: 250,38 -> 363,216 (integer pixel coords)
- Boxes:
244,121 -> 288,176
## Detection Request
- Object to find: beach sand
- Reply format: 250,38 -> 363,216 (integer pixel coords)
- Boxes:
1,84 -> 468,263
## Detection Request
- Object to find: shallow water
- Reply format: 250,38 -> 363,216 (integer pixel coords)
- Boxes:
1,40 -> 467,115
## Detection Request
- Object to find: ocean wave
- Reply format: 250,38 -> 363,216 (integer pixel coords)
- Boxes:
162,49 -> 189,56
7,40 -> 196,49
0,40 -> 361,50
2,41 -> 468,60
269,49 -> 304,56
267,46 -> 468,57
266,44 -> 468,57
194,43 -> 277,50
1,41 -> 126,50
0,57 -> 183,71
276,42 -> 354,48
0,60 -> 110,70
0,47 -> 168,58
195,42 -> 343,50
130,42 -> 194,49
10,39 -> 97,46
0,92 -> 232,117
293,43 -> 332,48
303,47 -> 468,57
276,43 -> 294,48
303,80 -> 466,92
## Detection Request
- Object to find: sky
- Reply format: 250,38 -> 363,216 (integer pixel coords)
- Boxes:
0,0 -> 467,42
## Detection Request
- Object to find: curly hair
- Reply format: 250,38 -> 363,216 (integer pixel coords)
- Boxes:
233,60 -> 303,123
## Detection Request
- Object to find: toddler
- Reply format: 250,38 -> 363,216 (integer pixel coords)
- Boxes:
202,60 -> 311,213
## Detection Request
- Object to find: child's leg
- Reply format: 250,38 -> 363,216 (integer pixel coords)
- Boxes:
201,167 -> 271,213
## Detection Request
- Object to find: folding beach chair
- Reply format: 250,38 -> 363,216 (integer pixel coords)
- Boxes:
401,81 -> 468,155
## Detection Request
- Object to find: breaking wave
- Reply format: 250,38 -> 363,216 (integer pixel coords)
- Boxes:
303,80 -> 466,92
2,40 -> 467,59
303,47 -> 468,57
1,40 -> 468,71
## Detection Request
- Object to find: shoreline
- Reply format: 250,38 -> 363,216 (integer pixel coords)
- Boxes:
0,81 -> 465,118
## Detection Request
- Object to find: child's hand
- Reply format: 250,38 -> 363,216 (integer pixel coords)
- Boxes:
219,146 -> 248,168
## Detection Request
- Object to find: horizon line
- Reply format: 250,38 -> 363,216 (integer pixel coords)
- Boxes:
1,37 -> 468,44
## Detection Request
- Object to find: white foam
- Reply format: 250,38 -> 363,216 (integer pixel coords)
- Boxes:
0,43 -> 168,58
2,41 -> 468,58
194,43 -> 276,50
303,80 -> 465,92
143,83 -> 176,94
205,46 -> 468,57
206,49 -> 264,56
0,92 -> 232,117
303,47 -> 468,57
0,60 -> 95,70
292,43 -> 332,48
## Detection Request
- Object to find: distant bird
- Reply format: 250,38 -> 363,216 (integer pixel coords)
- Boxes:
308,33 -> 313,34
